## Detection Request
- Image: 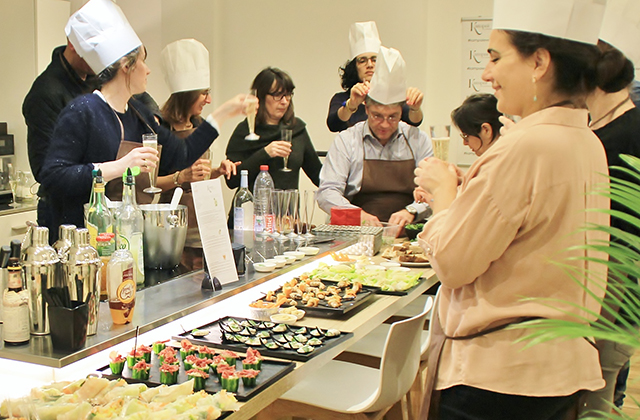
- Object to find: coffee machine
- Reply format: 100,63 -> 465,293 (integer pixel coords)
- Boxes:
0,122 -> 15,204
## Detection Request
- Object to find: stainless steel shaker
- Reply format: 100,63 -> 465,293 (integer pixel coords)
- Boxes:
22,226 -> 59,335
65,228 -> 101,336
53,225 -> 76,288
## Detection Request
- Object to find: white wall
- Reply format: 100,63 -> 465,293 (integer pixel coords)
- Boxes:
2,0 -> 494,217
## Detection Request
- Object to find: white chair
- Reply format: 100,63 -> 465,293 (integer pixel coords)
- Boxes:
345,293 -> 439,419
257,298 -> 433,420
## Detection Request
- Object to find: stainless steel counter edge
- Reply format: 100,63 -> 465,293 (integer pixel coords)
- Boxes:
0,202 -> 38,216
0,239 -> 351,368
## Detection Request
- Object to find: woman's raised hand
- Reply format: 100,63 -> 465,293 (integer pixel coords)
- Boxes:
265,141 -> 292,158
100,146 -> 158,182
349,81 -> 370,108
414,157 -> 459,214
212,159 -> 241,180
211,94 -> 257,126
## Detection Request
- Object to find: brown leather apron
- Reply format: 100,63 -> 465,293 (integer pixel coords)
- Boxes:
350,135 -> 416,222
103,102 -> 161,205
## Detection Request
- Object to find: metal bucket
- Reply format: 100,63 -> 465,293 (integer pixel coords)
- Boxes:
140,204 -> 188,269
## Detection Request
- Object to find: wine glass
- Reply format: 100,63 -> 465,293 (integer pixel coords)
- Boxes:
430,125 -> 451,162
302,190 -> 316,240
286,189 -> 300,240
244,89 -> 260,141
142,133 -> 162,193
7,163 -> 18,207
202,148 -> 212,181
280,128 -> 293,172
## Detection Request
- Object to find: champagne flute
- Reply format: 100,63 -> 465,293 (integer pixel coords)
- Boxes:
202,148 -> 212,181
7,162 -> 17,207
142,133 -> 162,193
303,190 -> 316,239
286,189 -> 300,239
280,128 -> 293,172
244,89 -> 259,141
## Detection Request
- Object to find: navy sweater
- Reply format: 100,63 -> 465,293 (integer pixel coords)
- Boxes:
40,93 -> 219,232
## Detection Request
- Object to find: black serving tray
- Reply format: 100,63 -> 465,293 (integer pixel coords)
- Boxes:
98,349 -> 295,402
322,277 -> 427,297
172,317 -> 353,362
269,280 -> 374,317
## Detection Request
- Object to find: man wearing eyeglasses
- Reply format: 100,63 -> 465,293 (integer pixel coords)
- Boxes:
317,47 -> 433,228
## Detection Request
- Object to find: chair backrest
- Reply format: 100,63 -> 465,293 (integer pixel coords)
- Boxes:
420,290 -> 439,361
361,295 -> 434,413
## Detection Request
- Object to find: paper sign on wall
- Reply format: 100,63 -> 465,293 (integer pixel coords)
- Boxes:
191,178 -> 238,285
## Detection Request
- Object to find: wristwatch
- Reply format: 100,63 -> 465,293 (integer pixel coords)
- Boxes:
405,205 -> 418,220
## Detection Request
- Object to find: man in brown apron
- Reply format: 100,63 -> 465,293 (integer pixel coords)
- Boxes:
316,46 -> 433,227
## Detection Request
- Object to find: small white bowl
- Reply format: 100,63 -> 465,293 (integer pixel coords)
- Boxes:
254,262 -> 277,272
276,255 -> 296,265
250,306 -> 279,321
298,246 -> 320,256
279,308 -> 306,320
284,251 -> 305,260
364,265 -> 386,271
380,261 -> 401,268
266,258 -> 286,268
270,313 -> 298,324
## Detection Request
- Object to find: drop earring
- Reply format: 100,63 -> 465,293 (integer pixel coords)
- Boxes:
532,76 -> 538,102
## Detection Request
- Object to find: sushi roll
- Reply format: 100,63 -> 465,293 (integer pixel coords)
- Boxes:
152,340 -> 167,354
158,346 -> 177,363
220,371 -> 240,393
238,369 -> 260,387
219,350 -> 239,367
193,357 -> 211,373
131,360 -> 151,380
127,349 -> 143,368
184,354 -> 201,371
186,369 -> 209,391
162,354 -> 180,366
180,339 -> 197,359
137,345 -> 152,363
159,363 -> 179,385
108,351 -> 125,375
198,346 -> 216,360
216,363 -> 236,381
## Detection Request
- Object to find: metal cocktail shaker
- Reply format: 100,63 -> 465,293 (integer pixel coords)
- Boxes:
53,225 -> 76,288
22,226 -> 59,335
65,228 -> 101,336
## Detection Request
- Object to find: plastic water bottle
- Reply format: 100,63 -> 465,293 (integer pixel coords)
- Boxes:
233,170 -> 254,231
253,165 -> 275,234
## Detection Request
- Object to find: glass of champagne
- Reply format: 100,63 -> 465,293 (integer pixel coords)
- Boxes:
244,89 -> 259,141
280,128 -> 293,172
7,163 -> 17,207
202,148 -> 212,181
142,133 -> 162,193
430,125 -> 451,162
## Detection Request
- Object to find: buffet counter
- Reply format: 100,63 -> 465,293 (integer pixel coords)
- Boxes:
0,234 -> 439,419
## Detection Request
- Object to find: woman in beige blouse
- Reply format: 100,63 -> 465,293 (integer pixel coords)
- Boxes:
414,8 -> 610,420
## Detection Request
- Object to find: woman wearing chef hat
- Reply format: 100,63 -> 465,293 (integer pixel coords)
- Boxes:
39,0 -> 247,242
414,0 -> 609,418
155,38 -> 239,271
326,21 -> 424,132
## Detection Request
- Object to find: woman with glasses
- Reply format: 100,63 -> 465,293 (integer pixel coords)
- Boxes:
225,67 -> 322,199
451,93 -> 503,157
326,21 -> 424,132
155,39 -> 238,270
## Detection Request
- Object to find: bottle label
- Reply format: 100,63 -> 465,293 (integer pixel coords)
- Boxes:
116,278 -> 136,304
234,208 -> 244,231
7,268 -> 22,289
265,214 -> 275,233
254,215 -> 265,233
3,290 -> 30,343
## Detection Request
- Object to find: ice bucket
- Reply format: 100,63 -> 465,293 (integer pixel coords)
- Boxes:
140,204 -> 187,269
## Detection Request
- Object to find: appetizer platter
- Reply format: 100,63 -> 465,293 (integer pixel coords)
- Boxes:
172,316 -> 352,362
381,241 -> 431,268
0,376 -> 240,420
256,274 -> 374,317
307,262 -> 425,296
99,345 -> 294,402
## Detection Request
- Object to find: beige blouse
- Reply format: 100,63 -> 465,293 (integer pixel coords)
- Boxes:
419,107 -> 609,396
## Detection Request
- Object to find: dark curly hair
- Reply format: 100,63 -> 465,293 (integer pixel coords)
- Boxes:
595,41 -> 635,93
339,59 -> 360,91
505,30 -> 600,98
451,93 -> 502,140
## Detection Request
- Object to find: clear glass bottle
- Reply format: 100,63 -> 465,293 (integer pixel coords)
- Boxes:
3,257 -> 29,345
86,169 -> 113,248
253,165 -> 275,234
233,170 -> 254,231
96,234 -> 114,301
107,234 -> 136,325
113,168 -> 144,286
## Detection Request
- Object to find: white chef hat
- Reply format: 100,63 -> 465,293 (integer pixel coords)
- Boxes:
349,21 -> 382,59
367,46 -> 407,105
161,39 -> 210,94
492,0 -> 606,45
599,0 -> 640,68
65,0 -> 142,74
